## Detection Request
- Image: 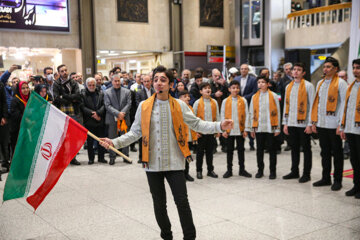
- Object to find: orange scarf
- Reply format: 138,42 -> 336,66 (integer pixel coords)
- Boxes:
285,79 -> 308,123
311,74 -> 339,123
252,90 -> 278,129
15,94 -> 27,107
141,94 -> 192,164
186,105 -> 198,141
117,120 -> 127,133
341,81 -> 360,127
196,97 -> 217,121
224,96 -> 246,133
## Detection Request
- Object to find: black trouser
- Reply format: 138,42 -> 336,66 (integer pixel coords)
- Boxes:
226,136 -> 245,171
185,142 -> 194,175
317,127 -> 343,183
138,138 -> 143,160
346,133 -> 360,189
86,125 -> 105,162
248,133 -> 254,148
107,123 -> 129,160
146,171 -> 196,240
288,127 -> 312,176
0,124 -> 10,168
255,133 -> 277,174
196,134 -> 215,173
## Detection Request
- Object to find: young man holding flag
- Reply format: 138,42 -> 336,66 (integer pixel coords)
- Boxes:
100,66 -> 233,240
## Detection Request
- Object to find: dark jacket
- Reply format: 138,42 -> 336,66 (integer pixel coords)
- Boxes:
135,87 -> 155,107
210,81 -> 229,104
0,82 -> 8,120
53,78 -> 81,114
189,84 -> 201,106
80,88 -> 105,128
278,75 -> 293,114
234,74 -> 258,105
10,94 -> 26,142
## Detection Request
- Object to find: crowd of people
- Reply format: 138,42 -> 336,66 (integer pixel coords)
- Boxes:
0,57 -> 359,199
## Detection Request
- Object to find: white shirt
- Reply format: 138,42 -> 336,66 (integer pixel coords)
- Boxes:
193,98 -> 220,122
240,75 -> 248,95
220,97 -> 250,136
249,91 -> 281,133
112,98 -> 222,171
145,87 -> 152,98
315,77 -> 347,129
342,81 -> 360,135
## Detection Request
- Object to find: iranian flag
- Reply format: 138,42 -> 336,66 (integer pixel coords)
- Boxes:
3,93 -> 88,211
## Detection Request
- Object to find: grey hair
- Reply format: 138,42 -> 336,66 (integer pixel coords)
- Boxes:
111,73 -> 121,81
283,62 -> 293,69
85,77 -> 96,87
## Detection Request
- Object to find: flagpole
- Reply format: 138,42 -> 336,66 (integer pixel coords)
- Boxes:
87,131 -> 132,163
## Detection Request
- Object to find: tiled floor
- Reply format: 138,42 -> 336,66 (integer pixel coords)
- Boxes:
0,141 -> 359,240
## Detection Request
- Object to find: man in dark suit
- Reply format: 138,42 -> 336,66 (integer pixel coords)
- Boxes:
104,74 -> 132,165
135,74 -> 154,163
234,63 -> 258,150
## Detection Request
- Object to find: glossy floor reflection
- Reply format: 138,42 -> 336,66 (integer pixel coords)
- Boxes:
0,140 -> 359,240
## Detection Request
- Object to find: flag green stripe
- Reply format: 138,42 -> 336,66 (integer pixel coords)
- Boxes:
3,93 -> 49,201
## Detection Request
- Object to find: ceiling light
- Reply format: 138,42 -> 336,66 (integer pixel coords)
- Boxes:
122,51 -> 137,54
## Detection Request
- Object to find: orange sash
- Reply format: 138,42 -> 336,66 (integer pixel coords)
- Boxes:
224,96 -> 246,133
196,97 -> 217,121
252,90 -> 278,129
285,79 -> 308,123
341,81 -> 360,127
311,74 -> 339,123
141,94 -> 191,164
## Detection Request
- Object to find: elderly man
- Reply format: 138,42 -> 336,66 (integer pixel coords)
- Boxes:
80,77 -> 106,164
181,69 -> 192,89
104,74 -> 132,165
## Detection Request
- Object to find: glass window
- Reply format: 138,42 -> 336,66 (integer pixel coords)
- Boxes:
242,1 -> 249,39
251,0 -> 261,39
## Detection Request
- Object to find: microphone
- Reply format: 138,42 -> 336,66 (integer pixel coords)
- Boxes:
157,90 -> 163,94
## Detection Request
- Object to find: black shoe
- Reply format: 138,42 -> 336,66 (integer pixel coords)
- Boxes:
284,145 -> 291,151
223,171 -> 233,178
313,179 -> 331,187
130,146 -> 137,152
239,170 -> 252,178
213,148 -> 217,154
98,159 -> 108,164
207,171 -> 218,178
88,160 -> 94,165
197,172 -> 203,179
344,153 -> 349,160
276,150 -> 281,154
355,192 -> 360,199
269,173 -> 276,180
282,172 -> 300,180
70,159 -> 81,165
185,174 -> 194,182
255,171 -> 263,178
299,175 -> 311,183
0,174 -> 2,181
109,159 -> 115,165
250,146 -> 255,151
137,159 -> 142,164
221,147 -> 227,153
331,182 -> 342,191
123,159 -> 132,164
345,187 -> 360,196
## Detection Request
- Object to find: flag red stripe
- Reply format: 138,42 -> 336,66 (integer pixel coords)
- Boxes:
26,117 -> 88,210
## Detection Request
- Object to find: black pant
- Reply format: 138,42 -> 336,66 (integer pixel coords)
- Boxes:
196,134 -> 215,173
288,127 -> 312,176
317,127 -> 344,183
226,136 -> 245,171
346,133 -> 360,189
146,171 -> 196,240
255,133 -> 277,173
86,125 -> 105,162
0,124 -> 10,167
138,138 -> 143,161
248,133 -> 254,148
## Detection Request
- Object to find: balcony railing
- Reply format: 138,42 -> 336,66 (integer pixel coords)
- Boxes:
287,3 -> 352,30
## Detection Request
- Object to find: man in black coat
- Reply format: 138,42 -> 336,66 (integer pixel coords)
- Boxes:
53,64 -> 82,165
80,78 -> 107,165
135,75 -> 154,163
